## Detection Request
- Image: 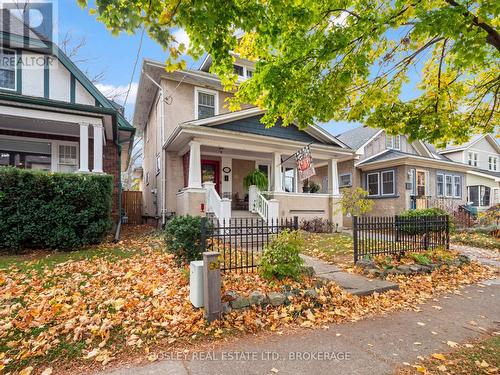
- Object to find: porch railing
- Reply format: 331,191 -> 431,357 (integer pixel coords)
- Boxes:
203,182 -> 231,222
254,190 -> 279,222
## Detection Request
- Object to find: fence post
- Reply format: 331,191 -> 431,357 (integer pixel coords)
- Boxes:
353,216 -> 358,264
445,215 -> 450,250
423,217 -> 429,250
293,216 -> 299,231
395,215 -> 400,242
203,251 -> 222,322
200,217 -> 207,253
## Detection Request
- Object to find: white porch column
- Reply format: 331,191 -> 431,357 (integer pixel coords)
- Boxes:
328,159 -> 340,196
272,152 -> 283,192
188,140 -> 202,189
78,123 -> 89,173
92,124 -> 104,173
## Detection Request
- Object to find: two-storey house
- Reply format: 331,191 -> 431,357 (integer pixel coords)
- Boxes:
0,10 -> 135,219
134,56 -> 355,225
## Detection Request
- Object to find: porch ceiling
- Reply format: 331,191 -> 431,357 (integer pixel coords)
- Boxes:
0,106 -> 111,139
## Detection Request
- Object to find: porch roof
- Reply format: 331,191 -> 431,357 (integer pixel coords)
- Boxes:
165,122 -> 355,161
356,149 -> 472,172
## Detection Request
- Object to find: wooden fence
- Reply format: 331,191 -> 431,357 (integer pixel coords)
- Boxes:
122,191 -> 142,224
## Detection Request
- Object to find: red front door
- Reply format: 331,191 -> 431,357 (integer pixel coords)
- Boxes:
201,160 -> 220,193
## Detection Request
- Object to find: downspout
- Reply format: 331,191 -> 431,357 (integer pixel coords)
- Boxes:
114,142 -> 123,242
143,71 -> 166,226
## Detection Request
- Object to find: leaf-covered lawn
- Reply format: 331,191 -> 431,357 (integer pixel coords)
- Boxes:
396,335 -> 500,374
451,232 -> 500,251
300,231 -> 354,265
0,226 -> 495,374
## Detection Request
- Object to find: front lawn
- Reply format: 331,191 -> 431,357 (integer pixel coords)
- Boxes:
300,231 -> 354,265
397,334 -> 500,374
0,226 -> 495,374
451,231 -> 500,251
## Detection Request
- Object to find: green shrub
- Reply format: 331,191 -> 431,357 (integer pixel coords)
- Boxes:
164,215 -> 211,265
399,207 -> 455,234
410,253 -> 432,265
0,167 -> 113,252
260,230 -> 305,281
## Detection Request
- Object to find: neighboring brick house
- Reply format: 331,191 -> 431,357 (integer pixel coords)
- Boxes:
335,127 -> 472,225
134,56 -> 355,226
0,11 -> 135,221
433,134 -> 500,212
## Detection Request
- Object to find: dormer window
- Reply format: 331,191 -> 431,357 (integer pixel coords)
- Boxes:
195,87 -> 218,120
233,64 -> 254,79
386,134 -> 401,150
233,64 -> 244,76
0,48 -> 16,91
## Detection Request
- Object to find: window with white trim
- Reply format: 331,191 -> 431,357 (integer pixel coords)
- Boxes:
467,151 -> 478,166
453,175 -> 461,198
58,145 -> 78,172
233,64 -> 244,76
436,173 -> 444,197
0,48 -> 16,90
489,156 -> 498,171
195,88 -> 218,119
385,135 -> 401,150
381,170 -> 395,195
367,173 -> 379,196
468,185 -> 491,207
445,175 -> 453,197
339,173 -> 352,187
283,167 -> 296,193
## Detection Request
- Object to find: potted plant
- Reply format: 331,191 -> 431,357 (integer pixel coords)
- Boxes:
243,169 -> 268,191
309,180 -> 321,193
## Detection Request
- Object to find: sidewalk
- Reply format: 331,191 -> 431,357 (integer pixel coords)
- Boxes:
103,279 -> 500,375
451,243 -> 500,268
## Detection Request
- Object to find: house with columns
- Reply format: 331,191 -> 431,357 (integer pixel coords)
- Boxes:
0,11 -> 135,219
134,58 -> 354,226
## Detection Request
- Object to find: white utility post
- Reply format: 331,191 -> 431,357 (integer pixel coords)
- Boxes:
78,123 -> 89,173
92,124 -> 104,173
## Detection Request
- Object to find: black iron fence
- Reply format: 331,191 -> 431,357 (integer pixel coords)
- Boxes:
201,216 -> 299,273
353,215 -> 449,263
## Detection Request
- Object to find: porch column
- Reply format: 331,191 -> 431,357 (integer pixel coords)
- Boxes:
272,152 -> 283,192
328,159 -> 340,196
188,140 -> 202,189
92,124 -> 104,173
78,123 -> 89,173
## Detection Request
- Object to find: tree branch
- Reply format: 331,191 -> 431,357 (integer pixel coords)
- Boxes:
445,0 -> 500,52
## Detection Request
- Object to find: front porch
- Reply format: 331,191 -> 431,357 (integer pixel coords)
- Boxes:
175,139 -> 351,224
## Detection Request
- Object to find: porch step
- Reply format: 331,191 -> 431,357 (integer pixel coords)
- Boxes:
231,210 -> 261,218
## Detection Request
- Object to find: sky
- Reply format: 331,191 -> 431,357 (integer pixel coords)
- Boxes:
57,1 -> 362,135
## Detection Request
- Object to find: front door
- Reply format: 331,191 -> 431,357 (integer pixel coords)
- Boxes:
201,160 -> 220,193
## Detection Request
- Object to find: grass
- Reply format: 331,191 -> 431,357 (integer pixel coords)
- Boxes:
397,335 -> 500,374
0,245 -> 139,272
451,231 -> 500,251
300,231 -> 354,265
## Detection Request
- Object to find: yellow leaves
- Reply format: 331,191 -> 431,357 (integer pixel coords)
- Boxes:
475,360 -> 490,368
84,348 -> 100,360
431,353 -> 447,361
413,365 -> 427,373
19,367 -> 34,375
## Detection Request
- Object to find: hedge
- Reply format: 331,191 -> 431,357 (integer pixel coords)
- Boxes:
399,207 -> 455,234
0,167 -> 114,252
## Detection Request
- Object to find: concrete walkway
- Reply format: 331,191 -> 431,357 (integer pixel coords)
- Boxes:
103,279 -> 500,375
451,244 -> 500,268
300,254 -> 399,296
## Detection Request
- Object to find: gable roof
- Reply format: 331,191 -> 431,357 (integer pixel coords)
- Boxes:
356,149 -> 472,172
438,134 -> 500,155
184,107 -> 349,148
336,126 -> 380,150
